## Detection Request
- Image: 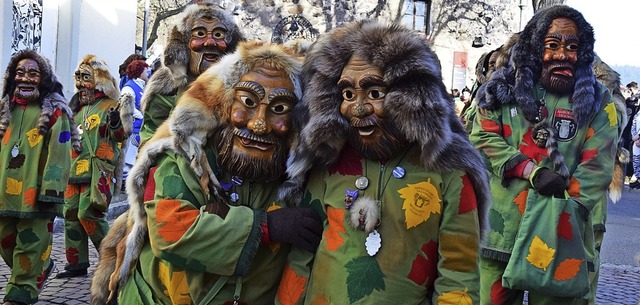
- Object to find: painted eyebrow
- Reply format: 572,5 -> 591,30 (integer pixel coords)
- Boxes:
359,76 -> 386,88
268,88 -> 296,102
234,81 -> 265,100
337,78 -> 353,90
545,33 -> 563,40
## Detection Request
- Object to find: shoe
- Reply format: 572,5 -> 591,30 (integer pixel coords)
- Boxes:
3,301 -> 27,305
630,181 -> 640,189
37,260 -> 56,290
55,268 -> 87,278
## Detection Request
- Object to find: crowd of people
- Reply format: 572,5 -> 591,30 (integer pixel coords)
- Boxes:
0,2 -> 626,305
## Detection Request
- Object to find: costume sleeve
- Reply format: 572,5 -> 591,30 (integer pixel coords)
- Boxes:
569,92 -> 619,210
275,168 -> 326,305
470,107 -> 529,179
140,94 -> 175,146
144,153 -> 265,276
432,172 -> 480,304
38,109 -> 72,203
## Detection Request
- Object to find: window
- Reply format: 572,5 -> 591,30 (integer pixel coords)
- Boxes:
402,0 -> 431,34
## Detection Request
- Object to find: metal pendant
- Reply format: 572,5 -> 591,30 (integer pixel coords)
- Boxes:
11,144 -> 19,158
355,176 -> 369,190
77,124 -> 84,135
365,229 -> 382,256
392,166 -> 405,179
230,192 -> 240,203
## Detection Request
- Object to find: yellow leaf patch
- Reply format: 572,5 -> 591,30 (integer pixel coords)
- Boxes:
26,128 -> 43,148
158,261 -> 191,305
604,102 -> 618,127
76,159 -> 90,175
41,245 -> 52,261
86,113 -> 101,130
440,232 -> 478,272
526,236 -> 555,271
437,288 -> 472,305
6,178 -> 23,195
399,179 -> 441,229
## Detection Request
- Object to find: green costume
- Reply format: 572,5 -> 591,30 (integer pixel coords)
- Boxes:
301,144 -> 481,305
470,84 -> 618,303
119,145 -> 307,305
0,51 -> 75,303
65,95 -> 126,271
139,86 -> 185,146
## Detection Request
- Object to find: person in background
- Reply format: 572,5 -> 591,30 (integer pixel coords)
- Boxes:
470,6 -> 619,304
120,59 -> 150,186
56,55 -> 132,279
138,1 -> 245,146
624,81 -> 639,184
117,54 -> 146,90
0,50 -> 78,305
278,20 -> 490,304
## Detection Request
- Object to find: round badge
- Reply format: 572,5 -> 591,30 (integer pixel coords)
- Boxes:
355,177 -> 369,190
230,193 -> 240,203
392,166 -> 405,179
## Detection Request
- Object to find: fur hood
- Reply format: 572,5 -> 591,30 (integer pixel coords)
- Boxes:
140,1 -> 245,112
99,42 -> 304,299
279,20 -> 491,231
477,5 -> 598,128
0,50 -> 80,151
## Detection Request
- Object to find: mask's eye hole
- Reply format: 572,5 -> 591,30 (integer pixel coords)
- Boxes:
342,89 -> 355,101
212,29 -> 226,39
240,96 -> 256,107
545,42 -> 560,50
368,89 -> 386,99
271,103 -> 291,114
566,43 -> 579,51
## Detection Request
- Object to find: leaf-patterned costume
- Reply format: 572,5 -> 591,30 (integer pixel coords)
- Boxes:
301,144 -> 480,305
64,95 -> 126,271
118,143 -> 308,305
469,84 -> 619,303
0,72 -> 74,303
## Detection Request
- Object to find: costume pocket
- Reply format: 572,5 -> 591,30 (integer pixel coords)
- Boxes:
90,158 -> 116,212
502,192 -> 593,299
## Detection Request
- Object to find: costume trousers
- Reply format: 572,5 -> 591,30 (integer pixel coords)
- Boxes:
479,257 -> 588,305
633,144 -> 640,178
0,216 -> 54,304
62,183 -> 109,271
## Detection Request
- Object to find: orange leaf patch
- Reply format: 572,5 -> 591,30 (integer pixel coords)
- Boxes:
324,206 -> 346,251
513,190 -> 528,215
80,219 -> 97,236
23,188 -> 36,208
277,262 -> 307,305
65,184 -> 80,199
2,128 -> 11,145
96,142 -> 115,160
567,177 -> 580,198
554,258 -> 583,281
156,199 -> 200,243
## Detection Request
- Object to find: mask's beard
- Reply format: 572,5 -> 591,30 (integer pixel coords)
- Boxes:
189,52 -> 205,77
13,85 -> 40,102
189,49 -> 222,77
347,116 -> 409,161
215,125 -> 288,182
78,87 -> 95,105
540,61 -> 576,94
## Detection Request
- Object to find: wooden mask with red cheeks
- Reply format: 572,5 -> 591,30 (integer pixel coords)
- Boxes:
540,17 -> 579,94
188,17 -> 228,77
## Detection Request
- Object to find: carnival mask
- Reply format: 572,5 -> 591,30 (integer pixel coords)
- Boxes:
540,17 -> 579,94
188,17 -> 228,77
216,67 -> 296,181
74,64 -> 96,104
13,58 -> 41,102
339,55 -> 409,161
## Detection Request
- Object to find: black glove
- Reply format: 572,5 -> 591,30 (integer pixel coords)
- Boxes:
530,167 -> 568,197
267,207 -> 322,253
108,108 -> 121,127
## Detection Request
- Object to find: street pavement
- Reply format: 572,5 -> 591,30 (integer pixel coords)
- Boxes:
1,192 -> 640,304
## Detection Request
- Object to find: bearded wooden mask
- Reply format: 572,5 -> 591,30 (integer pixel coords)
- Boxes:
216,66 -> 296,181
188,17 -> 228,77
13,58 -> 42,102
338,55 -> 408,161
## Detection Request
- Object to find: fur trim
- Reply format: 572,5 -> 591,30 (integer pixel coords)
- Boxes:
91,212 -> 128,305
279,20 -> 491,233
0,50 -> 78,150
479,5 -> 597,128
348,196 -> 379,234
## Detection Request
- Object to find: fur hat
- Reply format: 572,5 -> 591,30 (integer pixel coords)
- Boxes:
0,50 -> 79,150
478,5 -> 597,128
280,20 -> 490,229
